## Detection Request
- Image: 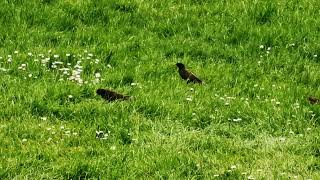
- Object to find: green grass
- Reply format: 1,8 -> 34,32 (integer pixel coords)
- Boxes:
1,0 -> 320,179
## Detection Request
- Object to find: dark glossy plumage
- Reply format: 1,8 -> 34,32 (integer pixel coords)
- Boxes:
308,96 -> 320,105
96,88 -> 130,101
176,63 -> 202,84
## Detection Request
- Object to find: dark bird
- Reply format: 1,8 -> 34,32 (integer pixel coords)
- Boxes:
96,88 -> 131,102
308,96 -> 320,105
176,63 -> 202,84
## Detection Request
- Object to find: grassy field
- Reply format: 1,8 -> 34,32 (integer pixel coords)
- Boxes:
0,0 -> 320,179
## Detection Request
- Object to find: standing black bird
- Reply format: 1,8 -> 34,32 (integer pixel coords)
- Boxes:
176,63 -> 202,84
308,96 -> 320,105
96,88 -> 131,102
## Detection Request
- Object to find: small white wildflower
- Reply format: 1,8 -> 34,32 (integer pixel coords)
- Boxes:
96,130 -> 104,139
41,58 -> 49,64
95,73 -> 101,78
22,139 -> 27,142
68,95 -> 73,98
102,133 -> 108,140
74,65 -> 82,69
88,53 -> 93,57
233,118 -> 242,122
59,68 -> 70,71
28,74 -> 32,77
8,55 -> 12,58
131,83 -> 138,86
107,64 -> 112,68
231,165 -> 237,169
14,50 -> 18,54
225,102 -> 230,106
40,117 -> 47,120
67,63 -> 71,66
76,69 -> 82,73
110,146 -> 116,150
53,55 -> 59,58
214,175 -> 219,177
254,84 -> 258,87
95,59 -> 99,64
60,126 -> 64,129
190,88 -> 194,92
266,51 -> 270,54
65,130 -> 70,134
276,101 -> 280,105
47,128 -> 52,131
186,97 -> 193,101
21,64 -> 26,67
66,53 -> 71,57
28,52 -> 32,56
267,47 -> 271,51
34,59 -> 39,62
314,54 -> 318,58
73,132 -> 78,135
77,79 -> 83,84
48,49 -> 52,53
192,113 -> 196,116
259,45 -> 264,49
7,58 -> 12,63
53,61 -> 63,65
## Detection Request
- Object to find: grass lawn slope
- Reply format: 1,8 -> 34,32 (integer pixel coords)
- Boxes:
0,0 -> 320,179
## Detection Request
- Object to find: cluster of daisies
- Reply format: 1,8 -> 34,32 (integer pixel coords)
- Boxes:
0,50 -> 112,85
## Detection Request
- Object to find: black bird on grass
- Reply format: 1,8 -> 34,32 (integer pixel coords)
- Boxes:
308,96 -> 320,105
176,63 -> 202,84
96,88 -> 131,102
